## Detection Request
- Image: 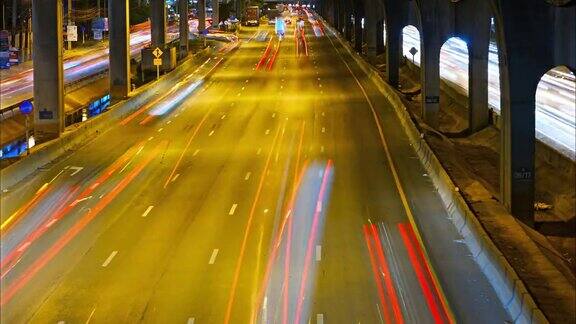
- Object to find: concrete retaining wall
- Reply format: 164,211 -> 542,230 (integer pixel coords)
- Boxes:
322,21 -> 549,324
1,47 -> 214,192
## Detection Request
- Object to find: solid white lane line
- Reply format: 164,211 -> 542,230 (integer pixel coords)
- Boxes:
209,130 -> 215,136
229,203 -> 238,215
209,249 -> 219,264
316,245 -> 322,261
171,174 -> 180,182
187,318 -> 195,324
317,314 -> 324,324
142,206 -> 154,217
245,172 -> 252,180
102,251 -> 118,267
193,149 -> 200,156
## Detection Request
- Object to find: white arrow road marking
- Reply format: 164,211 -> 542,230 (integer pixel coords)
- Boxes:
69,166 -> 84,176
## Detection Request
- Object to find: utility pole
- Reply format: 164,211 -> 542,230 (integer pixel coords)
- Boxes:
97,0 -> 101,17
67,0 -> 72,50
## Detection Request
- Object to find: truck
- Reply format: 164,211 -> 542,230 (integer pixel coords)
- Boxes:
242,6 -> 260,27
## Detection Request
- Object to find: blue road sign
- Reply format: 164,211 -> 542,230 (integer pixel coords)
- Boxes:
19,100 -> 33,115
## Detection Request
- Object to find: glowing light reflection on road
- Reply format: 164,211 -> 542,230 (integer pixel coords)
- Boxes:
256,161 -> 334,324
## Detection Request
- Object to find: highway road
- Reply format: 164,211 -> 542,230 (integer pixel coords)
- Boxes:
1,15 -> 511,323
402,25 -> 576,158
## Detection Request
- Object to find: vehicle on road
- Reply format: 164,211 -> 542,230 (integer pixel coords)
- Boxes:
242,6 -> 260,27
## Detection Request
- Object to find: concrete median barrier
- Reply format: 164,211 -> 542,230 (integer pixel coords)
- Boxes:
320,18 -> 548,324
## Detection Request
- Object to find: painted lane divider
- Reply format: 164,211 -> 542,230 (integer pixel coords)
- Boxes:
142,206 -> 154,217
209,249 -> 219,265
102,251 -> 118,267
229,204 -> 238,215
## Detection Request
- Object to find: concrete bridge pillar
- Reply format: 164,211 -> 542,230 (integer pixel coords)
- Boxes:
421,39 -> 441,128
198,0 -> 206,33
376,19 -> 385,55
365,0 -> 378,59
151,0 -> 166,47
212,0 -> 219,27
345,13 -> 353,42
108,0 -> 130,101
468,38 -> 489,133
333,0 -> 340,31
179,0 -> 189,56
32,0 -> 64,141
385,22 -> 402,88
354,3 -> 363,53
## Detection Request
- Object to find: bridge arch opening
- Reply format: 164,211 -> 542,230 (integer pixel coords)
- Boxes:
438,36 -> 470,133
534,65 -> 575,234
535,66 -> 576,157
402,25 -> 420,65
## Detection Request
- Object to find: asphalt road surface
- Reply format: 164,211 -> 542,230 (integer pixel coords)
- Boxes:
1,16 -> 512,324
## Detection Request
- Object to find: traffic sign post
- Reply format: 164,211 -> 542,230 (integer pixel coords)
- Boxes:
409,47 -> 418,64
152,47 -> 163,80
19,100 -> 34,156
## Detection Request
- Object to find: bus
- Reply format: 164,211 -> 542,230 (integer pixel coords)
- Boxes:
242,6 -> 260,27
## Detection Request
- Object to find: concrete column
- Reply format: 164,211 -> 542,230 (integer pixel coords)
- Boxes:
501,77 -> 536,226
420,37 -> 441,128
468,40 -> 489,133
108,0 -> 130,101
198,0 -> 206,33
385,23 -> 401,88
32,0 -> 64,141
376,19 -> 385,55
151,0 -> 166,47
331,0 -> 338,30
354,6 -> 363,53
179,0 -> 189,55
365,4 -> 377,59
212,0 -> 219,26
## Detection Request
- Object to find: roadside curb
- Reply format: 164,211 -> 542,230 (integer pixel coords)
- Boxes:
321,20 -> 548,324
1,47 -> 216,192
